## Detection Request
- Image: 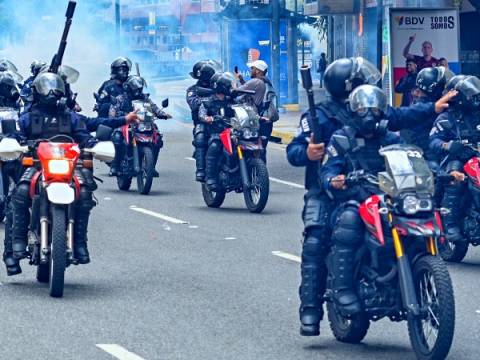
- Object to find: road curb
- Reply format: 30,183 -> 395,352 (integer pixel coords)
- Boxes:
271,129 -> 295,144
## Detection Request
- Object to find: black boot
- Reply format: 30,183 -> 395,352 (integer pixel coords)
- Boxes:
299,260 -> 325,336
11,185 -> 30,259
195,147 -> 206,182
442,183 -> 465,243
110,139 -> 123,177
331,245 -> 361,316
3,203 -> 21,276
205,143 -> 220,191
73,188 -> 95,264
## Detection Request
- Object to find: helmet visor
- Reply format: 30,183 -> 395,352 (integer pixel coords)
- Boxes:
349,85 -> 387,114
0,71 -> 20,87
352,57 -> 381,85
457,76 -> 480,99
112,57 -> 133,70
33,73 -> 65,96
126,76 -> 146,91
58,65 -> 80,84
0,59 -> 18,73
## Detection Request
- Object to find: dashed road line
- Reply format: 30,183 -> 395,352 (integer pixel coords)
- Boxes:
269,177 -> 304,189
96,344 -> 146,360
272,250 -> 301,263
185,157 -> 195,161
129,206 -> 188,225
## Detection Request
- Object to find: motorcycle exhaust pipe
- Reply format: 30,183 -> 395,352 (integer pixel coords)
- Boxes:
40,216 -> 49,263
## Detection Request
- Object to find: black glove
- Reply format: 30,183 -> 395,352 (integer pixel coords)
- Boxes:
448,141 -> 465,156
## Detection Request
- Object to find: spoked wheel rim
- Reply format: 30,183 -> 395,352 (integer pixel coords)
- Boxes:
249,166 -> 261,205
417,269 -> 441,352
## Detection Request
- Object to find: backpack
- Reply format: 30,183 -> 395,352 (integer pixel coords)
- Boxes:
260,79 -> 279,122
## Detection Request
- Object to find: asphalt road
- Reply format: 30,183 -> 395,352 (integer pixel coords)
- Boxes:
0,120 -> 479,360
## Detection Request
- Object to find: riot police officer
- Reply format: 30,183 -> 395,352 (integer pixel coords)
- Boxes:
4,72 -> 138,275
321,85 -> 401,315
109,75 -> 172,177
199,72 -> 236,191
0,71 -> 21,109
287,57 -> 455,336
21,60 -> 47,106
401,66 -> 453,160
430,75 -> 480,243
95,57 -> 132,117
186,60 -> 221,181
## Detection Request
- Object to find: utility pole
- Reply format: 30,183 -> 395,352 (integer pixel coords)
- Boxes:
287,0 -> 299,103
272,0 -> 281,95
115,0 -> 121,48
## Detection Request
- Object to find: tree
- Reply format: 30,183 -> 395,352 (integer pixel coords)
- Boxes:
312,15 -> 328,41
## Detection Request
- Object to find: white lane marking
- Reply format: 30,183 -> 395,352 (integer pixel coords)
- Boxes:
189,225 -> 199,229
96,344 -> 146,360
129,206 -> 188,225
104,197 -> 112,201
476,310 -> 480,314
185,157 -> 195,161
269,177 -> 304,189
225,237 -> 236,240
272,250 -> 301,263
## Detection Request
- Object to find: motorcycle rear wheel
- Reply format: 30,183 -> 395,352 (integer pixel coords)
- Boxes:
408,255 -> 455,360
327,301 -> 370,343
243,158 -> 269,213
49,205 -> 67,298
438,239 -> 469,263
117,176 -> 132,191
201,183 -> 226,208
137,146 -> 155,195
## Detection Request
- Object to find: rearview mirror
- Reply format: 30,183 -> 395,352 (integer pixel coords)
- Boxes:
162,98 -> 169,108
0,138 -> 27,160
332,134 -> 351,155
95,125 -> 113,142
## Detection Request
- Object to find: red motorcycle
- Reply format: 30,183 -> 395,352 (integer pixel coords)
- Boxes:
116,99 -> 169,195
325,141 -> 455,360
0,130 -> 114,297
201,103 -> 269,213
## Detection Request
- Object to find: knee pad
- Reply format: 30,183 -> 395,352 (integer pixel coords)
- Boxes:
444,181 -> 466,197
208,140 -> 222,154
303,228 -> 330,259
112,131 -> 124,145
332,206 -> 363,246
303,195 -> 332,230
193,132 -> 206,148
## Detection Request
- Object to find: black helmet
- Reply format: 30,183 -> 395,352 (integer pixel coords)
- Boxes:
123,75 -> 146,99
453,76 -> 480,113
31,60 -> 47,77
324,57 -> 381,100
32,72 -> 66,109
416,66 -> 453,101
111,57 -> 132,82
0,72 -> 19,101
190,60 -> 221,83
211,72 -> 234,95
348,85 -> 387,136
444,74 -> 468,93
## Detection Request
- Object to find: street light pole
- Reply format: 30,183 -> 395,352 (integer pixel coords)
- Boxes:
115,0 -> 120,48
272,0 -> 281,97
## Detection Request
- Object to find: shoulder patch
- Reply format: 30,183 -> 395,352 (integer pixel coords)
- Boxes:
429,126 -> 439,136
327,144 -> 338,158
300,116 -> 310,132
187,91 -> 194,97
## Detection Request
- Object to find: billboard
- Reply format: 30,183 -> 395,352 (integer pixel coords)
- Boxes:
389,8 -> 460,106
225,19 -> 290,104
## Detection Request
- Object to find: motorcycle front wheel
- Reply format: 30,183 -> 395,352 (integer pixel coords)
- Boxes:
49,205 -> 67,298
408,255 -> 455,360
243,158 -> 269,213
201,183 -> 225,208
438,238 -> 469,263
137,146 -> 155,195
117,176 -> 132,191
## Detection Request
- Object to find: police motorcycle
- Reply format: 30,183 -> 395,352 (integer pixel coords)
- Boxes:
325,140 -> 455,360
0,111 -> 22,221
202,99 -> 270,213
116,98 -> 169,195
0,126 -> 115,297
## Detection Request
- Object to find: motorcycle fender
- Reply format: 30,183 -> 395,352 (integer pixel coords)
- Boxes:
46,183 -> 75,205
121,125 -> 130,145
220,129 -> 233,155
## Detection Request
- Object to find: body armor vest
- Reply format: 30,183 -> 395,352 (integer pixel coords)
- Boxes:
28,108 -> 72,140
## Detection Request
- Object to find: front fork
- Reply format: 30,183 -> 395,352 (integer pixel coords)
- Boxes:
67,204 -> 75,264
389,213 -> 421,317
237,146 -> 251,190
132,138 -> 140,173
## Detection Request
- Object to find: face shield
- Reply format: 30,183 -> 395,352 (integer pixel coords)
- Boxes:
346,57 -> 382,91
349,85 -> 387,135
33,73 -> 66,97
57,65 -> 80,84
0,59 -> 18,73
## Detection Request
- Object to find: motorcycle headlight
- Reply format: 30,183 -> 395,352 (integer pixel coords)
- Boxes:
402,195 -> 432,215
48,160 -> 70,175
